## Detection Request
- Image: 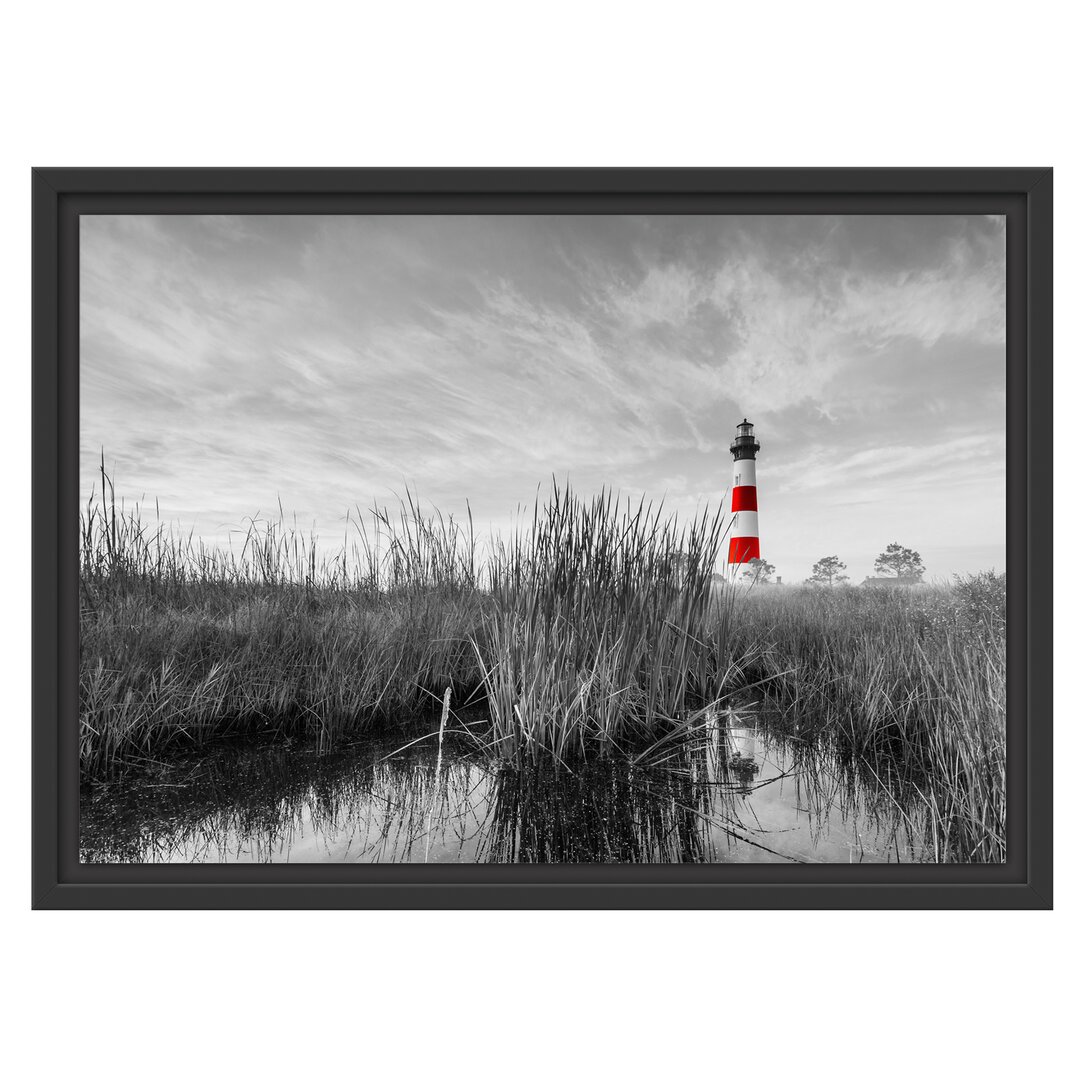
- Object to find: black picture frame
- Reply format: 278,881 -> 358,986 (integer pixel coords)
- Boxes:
32,167 -> 1053,910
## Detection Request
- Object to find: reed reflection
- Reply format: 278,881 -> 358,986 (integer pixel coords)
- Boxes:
81,711 -> 933,865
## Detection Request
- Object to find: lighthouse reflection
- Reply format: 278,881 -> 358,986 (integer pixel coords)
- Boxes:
722,721 -> 761,794
81,706 -> 934,865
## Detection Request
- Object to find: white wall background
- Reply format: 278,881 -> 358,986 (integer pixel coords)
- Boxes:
1,3 -> 1072,1077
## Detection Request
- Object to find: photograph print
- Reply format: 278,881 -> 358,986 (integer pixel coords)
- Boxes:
78,212 -> 1006,865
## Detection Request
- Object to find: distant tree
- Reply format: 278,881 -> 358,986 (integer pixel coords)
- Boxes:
874,542 -> 925,583
807,555 -> 849,586
740,557 -> 775,584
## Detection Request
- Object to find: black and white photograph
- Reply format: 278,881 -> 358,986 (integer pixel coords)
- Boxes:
77,211 -> 1007,865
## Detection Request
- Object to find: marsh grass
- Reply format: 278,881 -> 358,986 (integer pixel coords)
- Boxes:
478,485 -> 736,762
733,576 -> 1006,861
80,469 -> 1006,862
81,473 -> 736,775
80,471 -> 488,774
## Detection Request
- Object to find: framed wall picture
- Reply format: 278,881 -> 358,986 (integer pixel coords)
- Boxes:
32,168 -> 1052,909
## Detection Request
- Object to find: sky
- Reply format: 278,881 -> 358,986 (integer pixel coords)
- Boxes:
80,214 -> 1006,583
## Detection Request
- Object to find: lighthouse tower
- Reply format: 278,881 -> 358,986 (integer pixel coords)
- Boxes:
728,418 -> 761,568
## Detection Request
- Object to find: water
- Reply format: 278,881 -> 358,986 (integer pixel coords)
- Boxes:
80,711 -> 933,864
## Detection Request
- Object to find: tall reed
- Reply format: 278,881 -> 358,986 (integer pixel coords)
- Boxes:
80,471 -> 487,775
477,485 -> 734,762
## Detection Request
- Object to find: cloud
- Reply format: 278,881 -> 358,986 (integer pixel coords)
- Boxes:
601,262 -> 709,328
770,432 -> 1004,498
589,223 -> 1004,418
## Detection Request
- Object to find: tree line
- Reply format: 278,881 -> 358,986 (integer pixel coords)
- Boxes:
740,542 -> 926,585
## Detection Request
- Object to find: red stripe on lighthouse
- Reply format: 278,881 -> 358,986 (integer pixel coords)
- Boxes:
728,536 -> 760,564
731,486 -> 757,512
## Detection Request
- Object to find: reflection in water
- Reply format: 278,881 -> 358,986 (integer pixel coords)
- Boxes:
80,710 -> 933,864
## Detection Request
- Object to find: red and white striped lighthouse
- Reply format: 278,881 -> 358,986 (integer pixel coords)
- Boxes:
728,418 -> 761,568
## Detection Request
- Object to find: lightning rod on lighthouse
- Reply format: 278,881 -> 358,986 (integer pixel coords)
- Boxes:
728,418 -> 761,569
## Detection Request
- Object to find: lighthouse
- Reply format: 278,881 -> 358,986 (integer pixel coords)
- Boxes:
728,418 -> 761,568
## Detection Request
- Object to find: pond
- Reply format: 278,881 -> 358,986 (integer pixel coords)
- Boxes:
80,707 -> 933,864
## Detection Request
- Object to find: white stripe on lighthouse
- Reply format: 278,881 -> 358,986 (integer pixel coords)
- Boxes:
732,459 -> 757,488
730,511 -> 759,537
